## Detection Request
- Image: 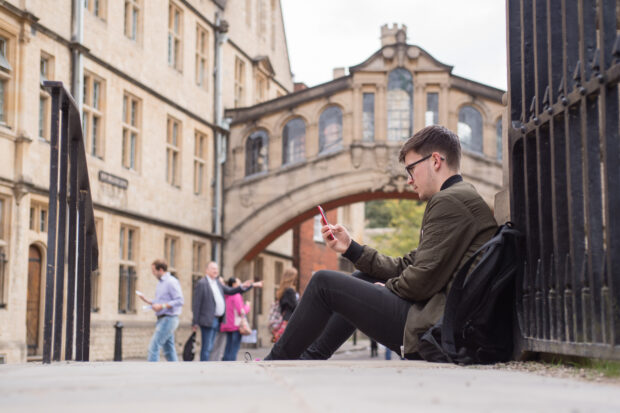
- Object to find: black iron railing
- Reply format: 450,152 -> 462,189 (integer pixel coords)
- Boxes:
42,81 -> 98,364
507,0 -> 620,359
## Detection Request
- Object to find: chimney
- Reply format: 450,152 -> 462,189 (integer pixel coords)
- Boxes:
380,23 -> 407,46
333,67 -> 346,79
294,82 -> 308,92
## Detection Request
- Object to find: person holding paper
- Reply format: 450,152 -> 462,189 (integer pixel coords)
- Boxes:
138,259 -> 184,361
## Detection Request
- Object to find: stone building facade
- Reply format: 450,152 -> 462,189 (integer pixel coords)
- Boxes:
0,0 -> 294,363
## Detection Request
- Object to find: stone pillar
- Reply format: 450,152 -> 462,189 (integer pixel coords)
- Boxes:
375,85 -> 387,142
352,85 -> 362,143
414,83 -> 425,133
439,84 -> 449,129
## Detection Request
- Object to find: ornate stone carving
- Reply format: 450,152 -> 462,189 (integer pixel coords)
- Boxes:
382,47 -> 395,59
350,145 -> 363,169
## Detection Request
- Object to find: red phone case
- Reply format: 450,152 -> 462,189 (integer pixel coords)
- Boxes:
317,205 -> 334,240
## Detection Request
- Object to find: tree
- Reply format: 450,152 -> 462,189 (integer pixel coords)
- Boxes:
368,199 -> 426,257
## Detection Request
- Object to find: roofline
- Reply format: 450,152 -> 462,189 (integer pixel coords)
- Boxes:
226,75 -> 352,124
349,43 -> 454,73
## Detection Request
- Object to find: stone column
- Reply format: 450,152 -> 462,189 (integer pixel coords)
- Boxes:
352,85 -> 362,143
375,85 -> 387,142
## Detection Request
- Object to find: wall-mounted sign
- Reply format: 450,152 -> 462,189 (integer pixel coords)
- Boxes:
98,171 -> 129,190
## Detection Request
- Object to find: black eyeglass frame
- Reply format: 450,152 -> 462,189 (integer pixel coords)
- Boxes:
404,153 -> 445,179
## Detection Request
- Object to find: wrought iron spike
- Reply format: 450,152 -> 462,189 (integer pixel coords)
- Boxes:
573,61 -> 582,83
542,86 -> 550,107
529,96 -> 537,117
557,76 -> 565,95
590,49 -> 600,73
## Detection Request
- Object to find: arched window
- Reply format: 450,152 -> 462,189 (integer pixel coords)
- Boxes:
319,106 -> 343,153
458,105 -> 483,153
387,68 -> 413,141
245,130 -> 268,176
496,118 -> 502,161
282,117 -> 306,165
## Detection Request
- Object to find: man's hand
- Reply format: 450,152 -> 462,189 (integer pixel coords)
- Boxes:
136,291 -> 152,305
192,325 -> 198,332
322,223 -> 352,253
152,303 -> 163,312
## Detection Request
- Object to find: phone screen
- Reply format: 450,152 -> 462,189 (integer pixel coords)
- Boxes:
317,205 -> 334,240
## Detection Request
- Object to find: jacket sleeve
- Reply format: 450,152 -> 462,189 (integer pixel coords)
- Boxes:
223,284 -> 251,295
356,195 -> 475,302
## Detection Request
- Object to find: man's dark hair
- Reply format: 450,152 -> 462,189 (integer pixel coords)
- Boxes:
398,125 -> 461,170
152,259 -> 168,272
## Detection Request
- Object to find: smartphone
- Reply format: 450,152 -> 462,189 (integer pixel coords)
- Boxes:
317,205 -> 335,240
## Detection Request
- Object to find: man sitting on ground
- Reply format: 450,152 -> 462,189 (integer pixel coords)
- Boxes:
265,125 -> 498,360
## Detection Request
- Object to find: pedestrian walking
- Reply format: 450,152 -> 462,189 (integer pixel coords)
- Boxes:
138,259 -> 184,362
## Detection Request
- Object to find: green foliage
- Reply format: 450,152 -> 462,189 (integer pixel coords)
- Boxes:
365,200 -> 391,228
367,199 -> 426,257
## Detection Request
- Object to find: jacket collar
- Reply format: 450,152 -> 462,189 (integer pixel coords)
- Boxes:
440,174 -> 463,191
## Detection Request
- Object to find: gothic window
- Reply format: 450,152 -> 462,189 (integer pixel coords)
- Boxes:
458,105 -> 483,153
319,106 -> 343,154
387,68 -> 413,141
245,130 -> 269,176
282,117 -> 305,165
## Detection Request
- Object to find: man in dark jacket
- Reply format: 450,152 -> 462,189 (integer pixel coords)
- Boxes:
265,125 -> 498,360
192,261 -> 261,361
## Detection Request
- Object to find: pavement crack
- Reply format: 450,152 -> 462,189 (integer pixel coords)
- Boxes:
259,364 -> 317,413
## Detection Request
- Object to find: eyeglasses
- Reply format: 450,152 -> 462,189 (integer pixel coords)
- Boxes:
404,154 -> 432,179
404,153 -> 445,179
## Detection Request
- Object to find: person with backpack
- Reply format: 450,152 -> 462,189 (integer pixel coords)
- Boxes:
264,125 -> 498,361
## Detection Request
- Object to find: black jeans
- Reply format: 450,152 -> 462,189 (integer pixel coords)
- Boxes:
266,270 -> 411,360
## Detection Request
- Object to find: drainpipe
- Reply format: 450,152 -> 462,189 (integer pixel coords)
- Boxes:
212,12 -> 228,265
71,0 -> 84,113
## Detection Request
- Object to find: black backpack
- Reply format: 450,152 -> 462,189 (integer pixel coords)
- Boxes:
182,331 -> 196,361
418,222 -> 523,365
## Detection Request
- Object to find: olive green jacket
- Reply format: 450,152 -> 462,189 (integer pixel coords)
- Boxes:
351,180 -> 497,357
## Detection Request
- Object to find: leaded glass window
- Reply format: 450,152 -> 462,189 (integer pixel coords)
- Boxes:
246,130 -> 269,176
319,106 -> 343,153
387,68 -> 413,141
458,105 -> 483,153
282,117 -> 305,165
425,92 -> 439,126
362,93 -> 375,142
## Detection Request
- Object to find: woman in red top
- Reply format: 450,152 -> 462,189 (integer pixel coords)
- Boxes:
220,277 -> 251,361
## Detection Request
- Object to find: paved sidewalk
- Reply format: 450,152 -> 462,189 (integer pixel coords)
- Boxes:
2,357 -> 620,413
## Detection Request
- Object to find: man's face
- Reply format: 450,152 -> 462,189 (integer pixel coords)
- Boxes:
151,265 -> 164,279
404,150 -> 435,201
206,262 -> 219,279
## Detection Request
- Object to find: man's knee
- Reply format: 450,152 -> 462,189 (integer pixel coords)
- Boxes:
309,270 -> 334,289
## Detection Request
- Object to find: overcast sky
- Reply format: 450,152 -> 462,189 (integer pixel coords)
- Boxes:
280,0 -> 507,91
